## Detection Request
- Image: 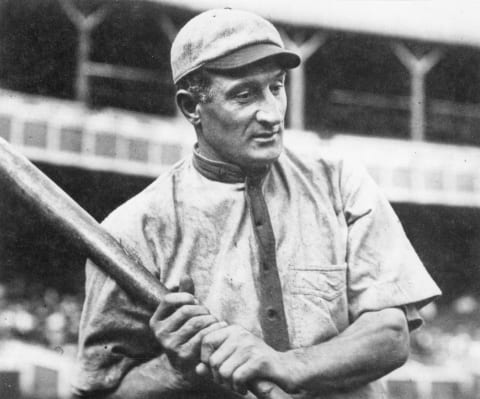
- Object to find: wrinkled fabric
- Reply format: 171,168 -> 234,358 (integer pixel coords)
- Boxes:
73,147 -> 440,398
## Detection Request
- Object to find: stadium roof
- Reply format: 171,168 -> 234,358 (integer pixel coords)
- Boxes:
142,0 -> 480,48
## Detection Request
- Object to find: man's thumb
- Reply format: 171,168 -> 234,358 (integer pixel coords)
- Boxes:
179,274 -> 195,295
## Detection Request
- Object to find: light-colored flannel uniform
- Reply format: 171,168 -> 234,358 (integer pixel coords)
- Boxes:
73,146 -> 441,398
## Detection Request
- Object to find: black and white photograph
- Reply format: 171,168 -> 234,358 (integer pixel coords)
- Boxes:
0,1 -> 479,398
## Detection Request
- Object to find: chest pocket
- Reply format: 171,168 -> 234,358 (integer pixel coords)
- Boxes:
290,263 -> 347,301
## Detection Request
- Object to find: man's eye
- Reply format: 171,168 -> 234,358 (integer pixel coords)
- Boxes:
271,83 -> 284,95
235,91 -> 251,101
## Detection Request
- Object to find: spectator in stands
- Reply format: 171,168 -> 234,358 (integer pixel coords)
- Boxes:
0,279 -> 81,348
73,8 -> 441,399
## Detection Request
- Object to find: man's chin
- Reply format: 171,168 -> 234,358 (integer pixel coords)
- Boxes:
242,149 -> 283,170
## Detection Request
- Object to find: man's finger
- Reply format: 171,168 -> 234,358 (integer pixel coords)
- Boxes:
179,274 -> 195,295
151,304 -> 210,337
192,321 -> 228,377
208,335 -> 238,372
188,320 -> 228,351
151,292 -> 197,320
231,361 -> 255,394
200,326 -> 231,364
171,314 -> 219,347
195,362 -> 210,377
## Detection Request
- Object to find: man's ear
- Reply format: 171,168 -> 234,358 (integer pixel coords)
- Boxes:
176,90 -> 201,126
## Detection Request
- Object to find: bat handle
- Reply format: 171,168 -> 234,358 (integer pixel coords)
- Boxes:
250,379 -> 292,399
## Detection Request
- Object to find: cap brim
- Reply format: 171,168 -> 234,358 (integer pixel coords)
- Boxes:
204,43 -> 301,71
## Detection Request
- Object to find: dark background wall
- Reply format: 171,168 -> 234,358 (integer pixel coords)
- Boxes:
0,165 -> 153,293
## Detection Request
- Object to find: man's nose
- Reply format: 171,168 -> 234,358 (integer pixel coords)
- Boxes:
255,94 -> 283,126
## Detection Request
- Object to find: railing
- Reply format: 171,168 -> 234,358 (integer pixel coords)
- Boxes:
309,134 -> 480,207
0,89 -> 194,177
324,90 -> 480,146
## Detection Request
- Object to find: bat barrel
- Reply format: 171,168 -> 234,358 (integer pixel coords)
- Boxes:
0,138 -> 168,308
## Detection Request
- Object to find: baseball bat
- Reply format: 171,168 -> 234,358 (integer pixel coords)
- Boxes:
0,137 -> 291,399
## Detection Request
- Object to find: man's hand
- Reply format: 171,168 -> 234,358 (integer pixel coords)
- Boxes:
196,325 -> 291,395
149,275 -> 227,373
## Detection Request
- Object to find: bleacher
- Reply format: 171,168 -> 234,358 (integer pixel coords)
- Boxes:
0,341 -> 75,399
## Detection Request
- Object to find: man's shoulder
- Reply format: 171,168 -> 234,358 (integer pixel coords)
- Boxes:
282,145 -> 340,167
280,137 -> 375,199
101,157 -> 191,229
281,131 -> 371,181
280,142 -> 348,180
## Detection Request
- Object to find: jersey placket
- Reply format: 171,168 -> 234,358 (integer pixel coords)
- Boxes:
245,175 -> 290,352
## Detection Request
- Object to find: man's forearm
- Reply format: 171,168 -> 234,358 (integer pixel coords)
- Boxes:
100,308 -> 409,398
97,355 -> 241,399
277,307 -> 409,394
96,357 -> 189,399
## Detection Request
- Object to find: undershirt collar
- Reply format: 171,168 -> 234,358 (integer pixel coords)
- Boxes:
192,145 -> 270,184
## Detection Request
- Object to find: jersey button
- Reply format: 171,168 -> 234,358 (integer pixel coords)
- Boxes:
266,307 -> 278,320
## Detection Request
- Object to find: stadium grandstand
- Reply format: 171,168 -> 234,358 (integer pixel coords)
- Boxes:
1,1 -> 480,398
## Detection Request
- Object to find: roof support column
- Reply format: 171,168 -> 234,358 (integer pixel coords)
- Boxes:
158,13 -> 179,117
281,31 -> 326,130
58,0 -> 108,105
392,43 -> 442,141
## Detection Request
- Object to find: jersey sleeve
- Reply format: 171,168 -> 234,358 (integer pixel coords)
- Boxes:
71,197 -> 186,395
72,257 -> 159,395
340,159 -> 441,329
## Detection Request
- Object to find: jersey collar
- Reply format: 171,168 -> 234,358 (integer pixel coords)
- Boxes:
192,145 -> 270,184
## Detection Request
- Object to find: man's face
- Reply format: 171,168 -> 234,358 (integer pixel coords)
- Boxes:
196,60 -> 287,170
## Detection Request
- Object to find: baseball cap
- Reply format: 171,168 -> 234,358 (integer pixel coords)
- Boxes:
171,8 -> 301,84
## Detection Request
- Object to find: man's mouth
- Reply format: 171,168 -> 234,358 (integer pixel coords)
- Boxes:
252,129 -> 281,140
251,132 -> 278,144
254,133 -> 276,138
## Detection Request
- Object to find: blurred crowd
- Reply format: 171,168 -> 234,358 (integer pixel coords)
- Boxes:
411,296 -> 480,371
0,278 -> 82,352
